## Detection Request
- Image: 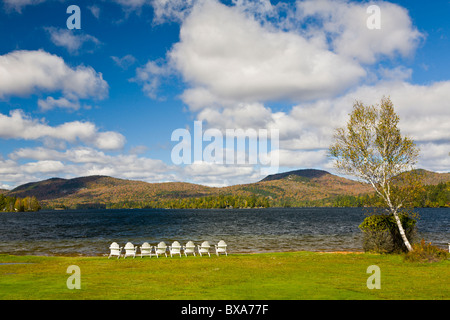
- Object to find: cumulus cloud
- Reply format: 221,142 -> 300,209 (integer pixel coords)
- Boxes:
131,60 -> 172,99
151,0 -> 195,24
169,0 -> 365,104
278,79 -> 450,171
0,50 -> 108,100
4,145 -> 178,188
1,0 -> 446,188
88,5 -> 101,19
2,0 -> 46,13
0,109 -> 125,151
46,27 -> 102,54
37,96 -> 81,112
131,0 -> 445,181
296,0 -> 424,64
10,147 -> 114,164
111,54 -> 137,70
183,78 -> 450,173
178,162 -> 262,187
142,0 -> 423,103
21,160 -> 65,174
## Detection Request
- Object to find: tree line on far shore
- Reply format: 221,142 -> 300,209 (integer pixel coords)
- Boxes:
0,194 -> 41,212
331,182 -> 449,208
107,194 -> 271,210
44,181 -> 448,210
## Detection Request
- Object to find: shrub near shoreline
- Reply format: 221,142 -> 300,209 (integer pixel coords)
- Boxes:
359,211 -> 418,254
404,239 -> 449,263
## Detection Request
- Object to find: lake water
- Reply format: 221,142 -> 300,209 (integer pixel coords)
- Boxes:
0,207 -> 448,256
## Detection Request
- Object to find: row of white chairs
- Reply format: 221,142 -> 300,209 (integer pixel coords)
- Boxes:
108,240 -> 228,259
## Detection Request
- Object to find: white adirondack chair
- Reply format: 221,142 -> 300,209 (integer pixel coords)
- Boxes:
215,240 -> 228,256
169,241 -> 182,257
198,241 -> 211,257
155,241 -> 167,258
183,241 -> 196,257
108,242 -> 122,259
140,242 -> 153,258
123,242 -> 137,258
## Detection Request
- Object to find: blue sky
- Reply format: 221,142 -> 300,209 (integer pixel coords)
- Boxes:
0,0 -> 449,188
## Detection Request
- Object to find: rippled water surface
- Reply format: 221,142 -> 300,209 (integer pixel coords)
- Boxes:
0,207 -> 448,255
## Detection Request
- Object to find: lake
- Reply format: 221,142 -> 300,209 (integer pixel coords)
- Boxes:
0,207 -> 448,256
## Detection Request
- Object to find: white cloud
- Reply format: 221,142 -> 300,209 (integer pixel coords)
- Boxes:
150,0 -> 444,179
2,0 -> 46,13
88,5 -> 101,19
3,145 -> 177,188
179,162 -> 262,187
296,0 -> 424,64
21,160 -> 65,174
0,50 -> 108,100
111,54 -> 137,70
0,158 -> 19,174
37,96 -> 81,112
46,28 -> 102,54
184,78 -> 450,174
131,60 -> 171,99
277,149 -> 329,169
151,0 -> 195,24
196,102 -> 273,130
169,0 -> 365,104
144,0 -> 423,107
93,132 -> 127,151
0,109 -> 126,150
1,0 -> 447,188
319,80 -> 450,144
416,143 -> 450,173
11,147 -> 113,164
129,145 -> 149,155
281,79 -> 450,171
111,0 -> 154,15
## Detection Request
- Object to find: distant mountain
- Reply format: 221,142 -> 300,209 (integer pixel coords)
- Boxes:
260,169 -> 331,182
5,168 -> 449,209
8,175 -> 213,208
412,169 -> 450,185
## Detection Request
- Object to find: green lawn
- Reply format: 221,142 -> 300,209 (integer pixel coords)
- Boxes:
0,252 -> 448,300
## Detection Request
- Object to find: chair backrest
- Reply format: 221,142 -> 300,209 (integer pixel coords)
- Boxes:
109,242 -> 121,256
171,241 -> 181,248
110,242 -> 120,249
157,241 -> 166,248
185,241 -> 195,249
217,240 -> 227,247
201,241 -> 210,248
141,242 -> 151,250
156,241 -> 167,254
124,242 -> 134,250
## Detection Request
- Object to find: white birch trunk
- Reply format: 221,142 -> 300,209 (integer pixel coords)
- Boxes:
392,211 -> 413,252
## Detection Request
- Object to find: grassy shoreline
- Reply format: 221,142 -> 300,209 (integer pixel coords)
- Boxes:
1,251 -> 448,300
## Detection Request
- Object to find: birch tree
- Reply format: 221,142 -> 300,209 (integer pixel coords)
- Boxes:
329,97 -> 420,252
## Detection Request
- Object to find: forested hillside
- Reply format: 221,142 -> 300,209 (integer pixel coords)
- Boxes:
3,169 -> 448,210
